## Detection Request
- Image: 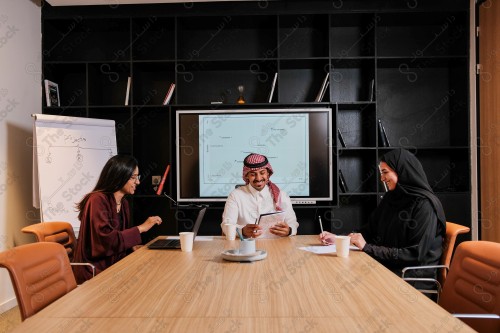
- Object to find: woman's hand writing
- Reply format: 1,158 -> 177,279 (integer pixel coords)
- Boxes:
319,231 -> 336,245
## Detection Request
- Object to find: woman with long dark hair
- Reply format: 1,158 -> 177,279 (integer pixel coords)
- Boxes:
73,155 -> 162,284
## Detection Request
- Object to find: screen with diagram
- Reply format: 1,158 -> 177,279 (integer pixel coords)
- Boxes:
176,108 -> 333,203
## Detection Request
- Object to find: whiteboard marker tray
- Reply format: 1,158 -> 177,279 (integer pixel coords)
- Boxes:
221,249 -> 267,262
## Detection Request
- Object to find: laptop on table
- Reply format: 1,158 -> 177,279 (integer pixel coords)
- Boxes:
148,206 -> 207,249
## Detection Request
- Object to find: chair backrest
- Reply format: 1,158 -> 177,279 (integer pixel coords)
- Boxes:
440,221 -> 470,284
22,221 -> 77,260
439,241 -> 500,333
0,242 -> 77,321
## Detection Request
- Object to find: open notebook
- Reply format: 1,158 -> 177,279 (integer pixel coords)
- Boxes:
148,206 -> 207,249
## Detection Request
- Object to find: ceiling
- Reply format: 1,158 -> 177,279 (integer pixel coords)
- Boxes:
45,0 -> 254,6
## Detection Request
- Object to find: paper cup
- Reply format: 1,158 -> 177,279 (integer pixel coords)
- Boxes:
239,239 -> 256,255
335,235 -> 351,258
223,223 -> 237,241
179,232 -> 194,252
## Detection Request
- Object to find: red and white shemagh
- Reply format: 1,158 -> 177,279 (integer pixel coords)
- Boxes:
242,153 -> 282,211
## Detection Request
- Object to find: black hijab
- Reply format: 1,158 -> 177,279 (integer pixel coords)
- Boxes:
381,149 -> 446,237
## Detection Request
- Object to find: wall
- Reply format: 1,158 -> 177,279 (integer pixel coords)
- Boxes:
479,0 -> 500,242
0,0 -> 42,314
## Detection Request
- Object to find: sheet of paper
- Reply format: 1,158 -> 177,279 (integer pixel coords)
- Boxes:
195,236 -> 214,241
164,236 -> 214,241
299,245 -> 359,254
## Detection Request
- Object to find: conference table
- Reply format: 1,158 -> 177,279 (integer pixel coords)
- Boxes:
12,235 -> 474,332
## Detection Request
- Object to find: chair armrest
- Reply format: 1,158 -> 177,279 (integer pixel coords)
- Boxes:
452,314 -> 500,319
402,277 -> 442,293
402,276 -> 443,302
401,264 -> 448,278
70,262 -> 96,277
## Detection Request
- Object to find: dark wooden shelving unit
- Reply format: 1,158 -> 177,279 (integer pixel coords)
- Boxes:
41,0 -> 471,240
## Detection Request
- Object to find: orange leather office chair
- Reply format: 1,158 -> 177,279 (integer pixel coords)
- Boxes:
402,221 -> 470,300
438,241 -> 500,333
22,221 -> 95,279
22,221 -> 77,260
440,221 -> 471,284
0,242 -> 77,321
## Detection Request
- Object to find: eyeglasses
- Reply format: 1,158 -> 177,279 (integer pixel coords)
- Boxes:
130,174 -> 141,182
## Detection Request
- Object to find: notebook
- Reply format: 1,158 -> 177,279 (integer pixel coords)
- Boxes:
148,206 -> 207,249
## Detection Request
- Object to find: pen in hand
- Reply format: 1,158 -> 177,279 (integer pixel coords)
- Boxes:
318,216 -> 324,234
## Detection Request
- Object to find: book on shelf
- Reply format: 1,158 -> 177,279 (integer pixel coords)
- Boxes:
124,76 -> 131,106
156,164 -> 171,195
319,81 -> 329,102
268,72 -> 278,103
339,169 -> 349,193
44,79 -> 60,107
369,79 -> 375,102
337,128 -> 346,148
378,119 -> 390,147
315,73 -> 330,102
163,83 -> 176,105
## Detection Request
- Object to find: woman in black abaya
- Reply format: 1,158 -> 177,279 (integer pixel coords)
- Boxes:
321,149 -> 446,288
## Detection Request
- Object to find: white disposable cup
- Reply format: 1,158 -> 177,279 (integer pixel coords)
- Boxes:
179,232 -> 194,252
239,239 -> 256,255
223,223 -> 237,241
335,235 -> 351,258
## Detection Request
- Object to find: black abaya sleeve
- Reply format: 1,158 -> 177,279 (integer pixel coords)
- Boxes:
362,199 -> 442,271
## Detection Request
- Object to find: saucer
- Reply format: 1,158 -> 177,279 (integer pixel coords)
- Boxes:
221,249 -> 267,262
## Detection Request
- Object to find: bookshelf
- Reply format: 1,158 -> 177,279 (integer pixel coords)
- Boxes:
41,0 -> 471,240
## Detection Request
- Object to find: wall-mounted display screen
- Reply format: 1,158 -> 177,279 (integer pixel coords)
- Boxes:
176,108 -> 333,203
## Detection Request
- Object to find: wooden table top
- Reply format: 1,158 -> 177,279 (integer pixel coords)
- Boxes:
12,235 -> 474,332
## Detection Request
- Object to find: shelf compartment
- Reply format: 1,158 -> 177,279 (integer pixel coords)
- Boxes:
43,18 -> 131,61
377,57 -> 468,147
338,103 -> 376,148
176,60 -> 277,105
413,148 -> 470,193
88,107 -> 132,155
328,195 -> 378,234
43,63 -> 86,107
133,62 -> 176,106
279,59 -> 330,104
330,13 -> 376,58
338,149 -> 377,194
178,15 -> 277,60
133,108 -> 171,196
437,192 -> 471,234
376,11 -> 468,58
132,17 -> 175,61
279,14 -> 329,59
88,63 -> 131,106
377,147 -> 470,193
43,107 -> 87,118
330,58 -> 375,103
